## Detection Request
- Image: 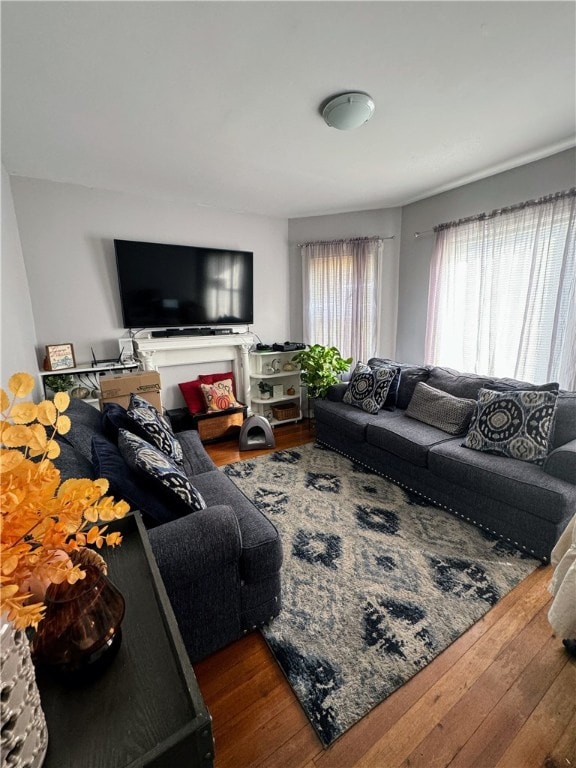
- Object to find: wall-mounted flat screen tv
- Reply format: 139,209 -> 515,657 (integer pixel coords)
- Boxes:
114,239 -> 254,329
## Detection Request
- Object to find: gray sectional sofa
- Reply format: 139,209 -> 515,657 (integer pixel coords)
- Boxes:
54,398 -> 282,663
314,360 -> 576,562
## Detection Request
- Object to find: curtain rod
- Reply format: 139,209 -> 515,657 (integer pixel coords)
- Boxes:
298,235 -> 395,247
413,187 -> 575,238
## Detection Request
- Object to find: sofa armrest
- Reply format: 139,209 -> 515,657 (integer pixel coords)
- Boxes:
148,504 -> 241,582
327,382 -> 349,402
544,438 -> 576,484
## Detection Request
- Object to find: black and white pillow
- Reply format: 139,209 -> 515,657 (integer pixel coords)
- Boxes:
127,394 -> 183,466
118,430 -> 206,513
463,389 -> 558,464
343,362 -> 396,414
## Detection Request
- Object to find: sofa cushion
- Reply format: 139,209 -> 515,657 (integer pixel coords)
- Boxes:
551,393 -> 576,450
486,378 -> 559,393
57,397 -> 104,460
544,438 -> 576,484
367,360 -> 402,409
92,435 -> 179,525
463,389 -> 558,465
405,382 -> 477,435
314,398 -> 386,443
429,439 -> 572,523
427,366 -> 496,399
118,429 -> 206,514
343,362 -> 396,414
367,359 -> 431,410
365,412 -> 458,466
176,429 -> 219,476
55,439 -> 96,481
127,393 -> 184,465
195,469 -> 283,582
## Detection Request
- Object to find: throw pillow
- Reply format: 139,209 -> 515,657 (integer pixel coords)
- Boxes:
92,435 -> 178,525
179,372 -> 236,415
127,393 -> 183,465
463,388 -> 558,464
367,358 -> 431,409
368,361 -> 402,409
405,382 -> 477,435
118,430 -> 206,514
101,401 -> 136,443
343,362 -> 396,414
200,378 -> 241,412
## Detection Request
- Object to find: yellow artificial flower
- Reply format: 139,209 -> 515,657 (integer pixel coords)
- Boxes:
0,372 -> 129,630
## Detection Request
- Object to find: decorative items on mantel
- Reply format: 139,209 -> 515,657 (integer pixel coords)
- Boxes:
1,373 -> 130,761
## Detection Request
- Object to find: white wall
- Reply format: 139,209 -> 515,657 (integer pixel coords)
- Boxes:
10,177 -> 289,408
288,208 -> 402,359
397,148 -> 576,364
1,166 -> 40,396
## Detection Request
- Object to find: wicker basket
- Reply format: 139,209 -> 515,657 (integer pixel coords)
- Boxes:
271,401 -> 300,421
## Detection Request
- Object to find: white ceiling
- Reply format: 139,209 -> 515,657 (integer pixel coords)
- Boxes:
2,1 -> 575,219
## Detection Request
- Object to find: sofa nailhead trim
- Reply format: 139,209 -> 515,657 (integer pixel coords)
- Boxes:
315,439 -> 546,563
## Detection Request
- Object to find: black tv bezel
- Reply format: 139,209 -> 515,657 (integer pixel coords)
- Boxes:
114,238 -> 254,330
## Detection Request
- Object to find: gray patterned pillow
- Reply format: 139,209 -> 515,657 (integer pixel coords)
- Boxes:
406,382 -> 476,435
343,362 -> 396,414
127,394 -> 183,465
118,430 -> 206,512
463,389 -> 558,464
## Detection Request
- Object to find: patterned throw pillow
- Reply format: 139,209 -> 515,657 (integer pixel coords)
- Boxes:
463,389 -> 558,464
369,361 -> 402,410
118,430 -> 206,513
343,362 -> 396,414
406,382 -> 477,435
179,372 -> 236,414
200,379 -> 241,412
127,394 -> 183,465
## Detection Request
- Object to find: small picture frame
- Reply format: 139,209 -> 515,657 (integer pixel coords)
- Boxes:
45,343 -> 76,371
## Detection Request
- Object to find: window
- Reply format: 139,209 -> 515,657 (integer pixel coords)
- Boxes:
301,237 -> 382,362
425,189 -> 576,389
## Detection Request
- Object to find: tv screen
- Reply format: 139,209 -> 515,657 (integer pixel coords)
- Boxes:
114,239 -> 254,329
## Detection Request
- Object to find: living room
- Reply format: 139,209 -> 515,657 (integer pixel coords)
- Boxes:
1,2 -> 575,768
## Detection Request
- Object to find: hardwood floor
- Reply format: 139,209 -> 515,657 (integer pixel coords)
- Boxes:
196,423 -> 576,768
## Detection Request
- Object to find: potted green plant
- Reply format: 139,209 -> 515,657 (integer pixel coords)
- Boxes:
291,344 -> 352,401
44,374 -> 74,393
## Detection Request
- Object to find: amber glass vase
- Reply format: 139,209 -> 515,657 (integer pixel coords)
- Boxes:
31,549 -> 125,680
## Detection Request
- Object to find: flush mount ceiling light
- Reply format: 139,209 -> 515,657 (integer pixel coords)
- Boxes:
322,92 -> 375,130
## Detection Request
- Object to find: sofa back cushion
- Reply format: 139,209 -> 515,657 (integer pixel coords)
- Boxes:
427,367 -> 496,400
551,393 -> 576,449
367,358 -> 430,410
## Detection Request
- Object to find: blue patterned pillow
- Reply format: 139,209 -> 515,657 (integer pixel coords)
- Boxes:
463,389 -> 558,464
118,430 -> 206,513
127,394 -> 183,465
343,362 -> 396,414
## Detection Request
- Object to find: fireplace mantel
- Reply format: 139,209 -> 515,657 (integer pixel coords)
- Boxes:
130,333 -> 256,410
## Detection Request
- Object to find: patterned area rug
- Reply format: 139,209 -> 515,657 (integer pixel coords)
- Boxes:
223,443 -> 539,747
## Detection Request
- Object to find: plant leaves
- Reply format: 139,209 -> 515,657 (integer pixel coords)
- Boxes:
8,372 -> 35,398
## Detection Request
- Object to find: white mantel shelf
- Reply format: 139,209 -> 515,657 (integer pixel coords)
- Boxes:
129,333 -> 256,410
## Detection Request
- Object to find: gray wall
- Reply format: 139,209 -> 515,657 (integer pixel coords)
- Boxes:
1,165 -> 39,396
397,148 -> 576,364
288,208 -> 402,358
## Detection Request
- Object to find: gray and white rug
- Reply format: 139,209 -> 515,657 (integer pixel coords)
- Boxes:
222,443 -> 539,747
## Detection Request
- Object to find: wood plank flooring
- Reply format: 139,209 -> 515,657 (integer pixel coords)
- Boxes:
195,422 -> 576,768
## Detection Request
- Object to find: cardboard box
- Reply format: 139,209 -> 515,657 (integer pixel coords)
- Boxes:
99,371 -> 162,411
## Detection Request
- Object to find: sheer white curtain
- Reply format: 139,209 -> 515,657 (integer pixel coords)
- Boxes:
425,189 -> 576,389
301,237 -> 383,362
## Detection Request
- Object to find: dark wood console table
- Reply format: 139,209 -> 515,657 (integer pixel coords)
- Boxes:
36,513 -> 214,768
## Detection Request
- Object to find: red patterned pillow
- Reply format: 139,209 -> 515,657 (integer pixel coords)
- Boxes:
179,372 -> 236,414
200,379 -> 241,412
